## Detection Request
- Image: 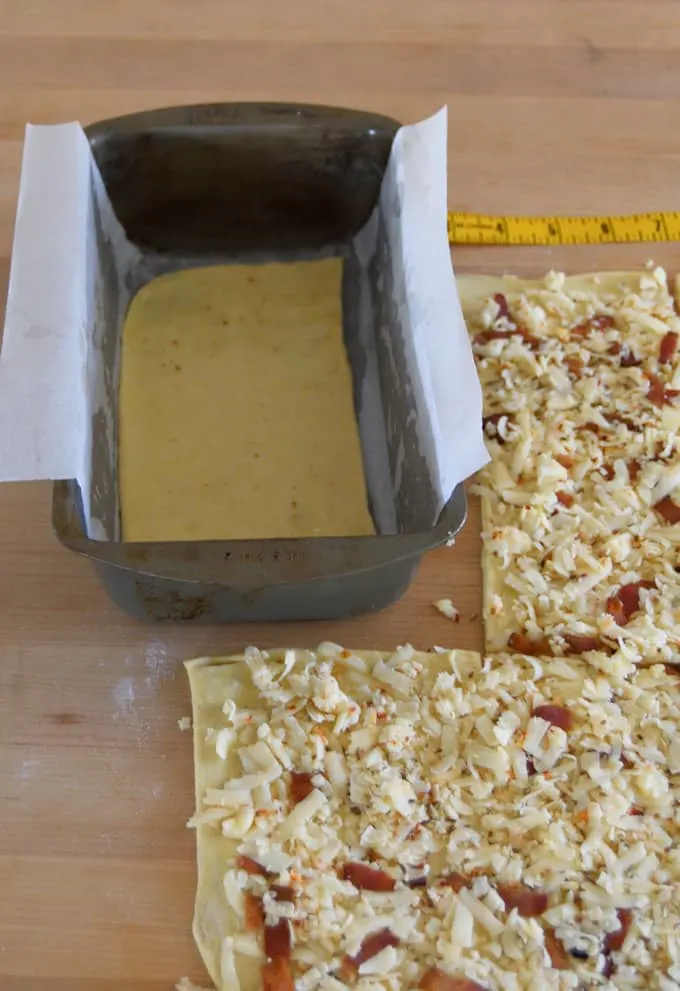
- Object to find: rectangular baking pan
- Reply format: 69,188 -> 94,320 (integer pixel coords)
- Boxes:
51,102 -> 467,623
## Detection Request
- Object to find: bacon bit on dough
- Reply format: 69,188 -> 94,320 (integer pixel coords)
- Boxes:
606,580 -> 655,626
474,327 -> 540,350
564,355 -> 584,377
508,631 -> 553,656
497,883 -> 548,918
289,771 -> 315,805
244,892 -> 264,931
270,884 -> 295,902
342,928 -> 400,976
420,967 -> 489,991
571,314 -> 616,338
659,331 -> 678,364
563,633 -> 603,654
654,495 -> 680,523
264,919 -> 292,958
341,861 -> 396,891
437,872 -> 470,892
261,957 -> 294,991
492,292 -> 510,319
236,854 -> 270,876
604,909 -> 633,953
532,704 -> 574,732
556,490 -> 574,508
555,453 -> 575,469
646,371 -> 680,407
544,928 -> 570,970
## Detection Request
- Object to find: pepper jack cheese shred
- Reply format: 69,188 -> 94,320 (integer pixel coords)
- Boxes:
185,645 -> 680,991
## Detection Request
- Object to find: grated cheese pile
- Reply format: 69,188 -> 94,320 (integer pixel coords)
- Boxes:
467,269 -> 680,664
188,644 -> 680,991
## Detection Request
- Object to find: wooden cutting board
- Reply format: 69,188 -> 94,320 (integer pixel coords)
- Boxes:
3,2 -> 680,988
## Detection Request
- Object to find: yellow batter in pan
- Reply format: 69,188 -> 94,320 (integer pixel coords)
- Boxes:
118,260 -> 374,542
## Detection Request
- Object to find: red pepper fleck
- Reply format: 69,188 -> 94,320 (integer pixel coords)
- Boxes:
533,704 -> 574,732
264,919 -> 292,959
342,861 -> 396,891
660,331 -> 678,364
556,490 -> 574,508
563,633 -> 603,654
497,883 -> 548,918
437,872 -> 470,892
420,967 -> 489,991
646,371 -> 680,407
492,292 -> 510,319
508,631 -> 553,656
606,580 -> 655,626
545,928 -> 570,970
654,495 -> 680,523
604,909 -> 633,953
262,957 -> 294,991
270,884 -> 295,902
244,892 -> 264,931
289,771 -> 315,805
237,855 -> 270,876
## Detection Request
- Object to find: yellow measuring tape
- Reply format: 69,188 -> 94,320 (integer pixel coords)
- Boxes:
447,211 -> 680,246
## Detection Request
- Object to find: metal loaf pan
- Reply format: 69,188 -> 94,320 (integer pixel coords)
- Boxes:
52,102 -> 467,623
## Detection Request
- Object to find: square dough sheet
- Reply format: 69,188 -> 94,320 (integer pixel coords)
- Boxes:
459,270 -> 680,666
185,644 -> 679,991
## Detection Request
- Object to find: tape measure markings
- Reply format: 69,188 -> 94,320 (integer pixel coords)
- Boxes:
447,210 -> 680,246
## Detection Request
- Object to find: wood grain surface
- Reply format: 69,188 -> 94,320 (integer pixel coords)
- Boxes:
2,2 -> 680,988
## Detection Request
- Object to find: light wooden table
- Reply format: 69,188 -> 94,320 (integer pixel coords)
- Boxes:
2,2 -> 680,988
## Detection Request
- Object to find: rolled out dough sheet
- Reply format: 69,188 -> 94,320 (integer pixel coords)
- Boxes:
459,271 -> 680,662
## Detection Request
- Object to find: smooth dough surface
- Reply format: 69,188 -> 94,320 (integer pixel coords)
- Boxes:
458,271 -> 677,649
118,260 -> 374,542
185,649 -> 480,991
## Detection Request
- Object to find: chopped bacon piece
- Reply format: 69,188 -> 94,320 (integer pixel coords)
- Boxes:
420,967 -> 489,991
660,331 -> 678,364
582,421 -> 602,434
620,348 -> 641,367
406,875 -> 428,888
571,314 -> 616,338
646,371 -> 680,406
237,854 -> 269,876
628,458 -> 641,482
437,872 -> 470,892
654,495 -> 680,523
483,412 -> 512,443
262,957 -> 295,991
544,928 -> 570,970
604,909 -> 633,953
264,919 -> 291,959
564,355 -> 584,377
289,771 -> 315,805
270,884 -> 295,902
664,663 -> 679,676
608,341 -> 622,355
526,757 -> 537,776
508,631 -> 553,656
606,580 -> 655,626
244,892 -> 264,931
555,453 -> 575,469
533,704 -> 574,732
342,861 -> 396,891
497,883 -> 548,917
492,292 -> 510,319
556,490 -> 574,508
629,805 -> 644,816
474,327 -> 540,350
602,954 -> 615,979
563,633 -> 610,654
601,463 -> 615,481
347,928 -> 400,971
